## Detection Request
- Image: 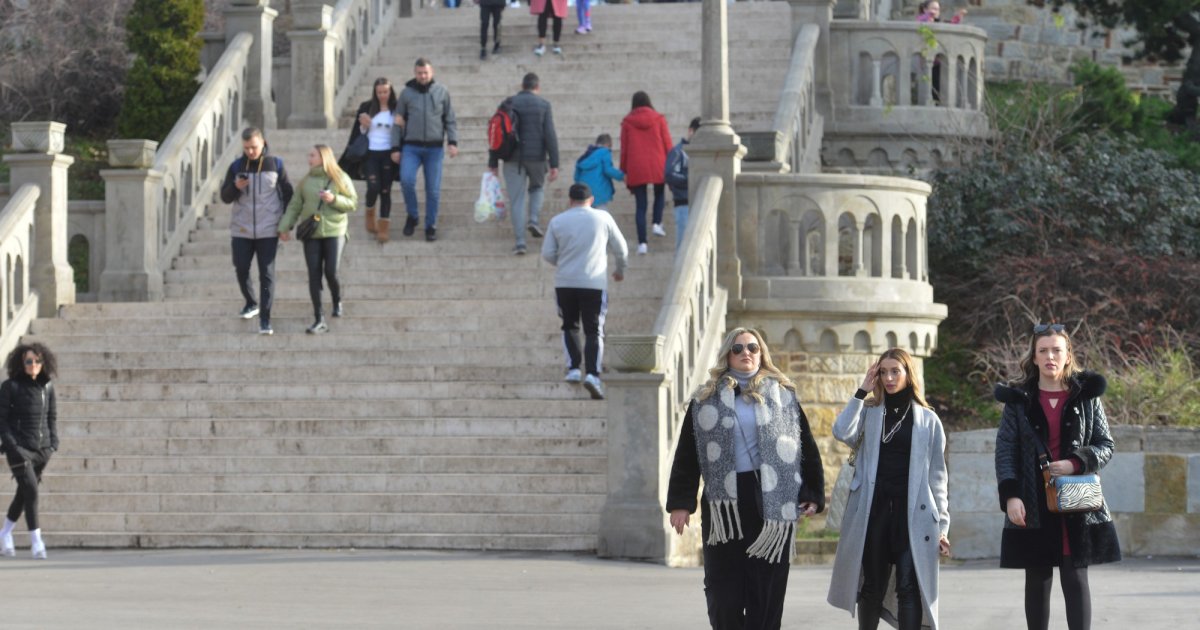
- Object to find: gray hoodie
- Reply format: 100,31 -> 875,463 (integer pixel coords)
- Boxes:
392,78 -> 458,148
541,205 -> 629,290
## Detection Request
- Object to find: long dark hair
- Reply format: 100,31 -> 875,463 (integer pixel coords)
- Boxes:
368,77 -> 397,116
6,343 -> 57,383
631,91 -> 654,111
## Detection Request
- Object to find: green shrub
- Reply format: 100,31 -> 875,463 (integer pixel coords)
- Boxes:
922,335 -> 1002,430
1107,349 -> 1200,427
117,0 -> 204,142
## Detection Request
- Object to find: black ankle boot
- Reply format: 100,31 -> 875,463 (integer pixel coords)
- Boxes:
403,216 -> 418,236
332,302 -> 343,318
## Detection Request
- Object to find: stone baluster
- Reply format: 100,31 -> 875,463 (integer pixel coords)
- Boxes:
289,0 -> 337,129
4,122 -> 76,316
870,58 -> 884,107
225,0 -> 278,129
100,140 -> 164,302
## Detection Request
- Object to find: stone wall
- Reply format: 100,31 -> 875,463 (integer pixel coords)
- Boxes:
890,0 -> 1182,96
946,426 -> 1200,559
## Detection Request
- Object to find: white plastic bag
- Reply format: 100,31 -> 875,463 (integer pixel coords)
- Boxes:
474,170 -> 506,222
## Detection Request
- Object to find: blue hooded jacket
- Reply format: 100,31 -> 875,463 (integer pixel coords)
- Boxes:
573,145 -> 624,207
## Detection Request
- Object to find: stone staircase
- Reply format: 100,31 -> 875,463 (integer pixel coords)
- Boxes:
27,3 -> 792,550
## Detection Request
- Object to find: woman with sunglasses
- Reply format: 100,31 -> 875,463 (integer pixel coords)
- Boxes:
0,343 -> 59,559
667,327 -> 825,629
994,324 -> 1119,630
828,347 -> 950,629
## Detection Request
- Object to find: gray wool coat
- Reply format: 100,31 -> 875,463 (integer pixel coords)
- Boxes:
827,395 -> 950,630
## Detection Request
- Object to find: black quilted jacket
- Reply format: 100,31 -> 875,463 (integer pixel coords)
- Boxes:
993,371 -> 1121,567
0,376 -> 58,454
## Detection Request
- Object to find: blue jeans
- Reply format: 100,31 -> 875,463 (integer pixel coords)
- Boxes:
630,183 -> 665,245
400,144 -> 445,230
674,203 -> 689,251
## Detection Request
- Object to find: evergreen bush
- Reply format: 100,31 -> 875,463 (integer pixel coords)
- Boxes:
117,0 -> 204,142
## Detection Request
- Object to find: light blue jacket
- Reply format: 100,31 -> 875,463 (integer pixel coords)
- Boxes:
573,145 -> 624,207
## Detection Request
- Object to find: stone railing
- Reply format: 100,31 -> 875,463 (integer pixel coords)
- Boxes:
288,0 -> 400,128
598,175 -> 729,565
734,172 -> 945,356
743,23 -> 823,174
943,427 -> 1200,559
824,20 -> 990,172
100,33 -> 253,301
0,184 -> 42,358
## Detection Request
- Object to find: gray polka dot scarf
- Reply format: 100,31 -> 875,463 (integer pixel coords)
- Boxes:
692,375 -> 804,563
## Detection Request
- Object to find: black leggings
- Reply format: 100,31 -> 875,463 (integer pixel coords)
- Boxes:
304,235 -> 345,319
859,495 -> 922,630
480,5 -> 502,48
363,150 -> 395,218
537,5 -> 561,43
6,447 -> 49,530
1025,560 -> 1091,630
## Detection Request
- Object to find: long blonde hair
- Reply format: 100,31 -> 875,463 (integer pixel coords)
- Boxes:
865,347 -> 931,408
315,144 -> 351,196
695,327 -> 796,404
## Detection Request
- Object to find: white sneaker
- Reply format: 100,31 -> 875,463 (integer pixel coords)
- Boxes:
583,374 -> 605,400
564,368 -> 582,384
1,533 -> 14,557
652,223 -> 666,237
31,540 -> 46,560
534,44 -> 545,56
637,243 -> 648,255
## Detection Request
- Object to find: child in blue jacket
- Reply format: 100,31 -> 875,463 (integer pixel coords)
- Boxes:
573,134 -> 624,208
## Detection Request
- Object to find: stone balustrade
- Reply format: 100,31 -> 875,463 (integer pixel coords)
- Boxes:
0,184 -> 42,359
330,0 -> 398,117
825,20 -> 991,172
743,23 -> 823,174
599,175 -> 729,565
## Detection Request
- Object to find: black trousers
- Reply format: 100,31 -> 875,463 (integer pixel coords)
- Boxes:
555,287 -> 605,376
480,5 -> 502,48
6,447 -> 50,530
304,235 -> 345,319
700,471 -> 791,630
537,5 -> 562,42
363,150 -> 395,218
1025,560 -> 1091,630
231,236 -> 279,318
859,494 -> 923,630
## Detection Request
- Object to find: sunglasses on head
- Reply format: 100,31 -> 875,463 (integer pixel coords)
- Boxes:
24,358 -> 42,366
731,343 -> 760,356
1033,323 -> 1065,334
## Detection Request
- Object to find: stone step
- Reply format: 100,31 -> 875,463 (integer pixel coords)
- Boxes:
55,397 -> 603,419
61,415 -> 604,437
158,281 -> 665,300
56,435 -> 603,457
54,365 -> 567,384
60,298 -> 663,320
58,380 -> 610,402
42,472 -> 604,495
44,491 -> 606,514
43,531 -> 598,551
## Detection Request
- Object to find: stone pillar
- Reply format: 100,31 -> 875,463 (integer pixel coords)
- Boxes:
690,0 -> 747,303
597,370 -> 677,562
224,0 -> 278,129
788,0 -> 837,120
99,140 -> 164,302
3,122 -> 76,317
288,0 -> 337,129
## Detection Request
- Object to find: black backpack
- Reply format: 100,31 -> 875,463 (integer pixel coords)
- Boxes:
488,97 -> 520,161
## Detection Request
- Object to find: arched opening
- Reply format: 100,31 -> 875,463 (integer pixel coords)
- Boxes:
765,209 -> 790,275
837,213 -> 857,277
891,215 -> 905,278
857,52 -> 875,105
886,332 -> 898,349
880,52 -> 900,107
863,213 -> 882,277
955,55 -> 967,108
819,330 -> 839,353
909,332 -> 920,352
853,331 -> 871,352
907,218 -> 919,280
968,57 -> 980,109
867,148 -> 890,169
801,209 -> 825,276
836,148 -> 856,167
783,329 -> 803,352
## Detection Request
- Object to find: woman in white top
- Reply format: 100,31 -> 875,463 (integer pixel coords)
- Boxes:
343,77 -> 400,242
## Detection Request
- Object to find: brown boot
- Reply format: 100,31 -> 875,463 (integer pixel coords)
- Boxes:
365,207 -> 377,233
376,218 -> 390,243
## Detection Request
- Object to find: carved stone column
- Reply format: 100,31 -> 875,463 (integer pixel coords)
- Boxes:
225,0 -> 278,129
100,140 -> 164,302
4,122 -> 76,316
288,0 -> 337,129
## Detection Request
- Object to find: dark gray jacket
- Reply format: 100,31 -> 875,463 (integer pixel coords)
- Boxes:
219,153 -> 293,239
393,78 -> 458,148
664,139 -> 689,203
497,89 -> 559,169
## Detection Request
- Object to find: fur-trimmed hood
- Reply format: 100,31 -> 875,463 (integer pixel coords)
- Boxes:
994,370 -> 1107,405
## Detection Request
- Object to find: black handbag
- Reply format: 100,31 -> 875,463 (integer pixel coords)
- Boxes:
295,179 -> 330,242
344,133 -> 369,163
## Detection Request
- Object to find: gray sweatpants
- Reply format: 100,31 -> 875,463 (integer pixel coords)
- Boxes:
503,160 -> 548,248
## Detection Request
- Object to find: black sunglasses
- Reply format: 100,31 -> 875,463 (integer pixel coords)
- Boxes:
731,343 -> 761,356
1033,323 -> 1065,334
24,358 -> 42,366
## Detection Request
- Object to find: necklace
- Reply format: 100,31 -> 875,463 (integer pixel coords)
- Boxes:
881,402 -> 913,444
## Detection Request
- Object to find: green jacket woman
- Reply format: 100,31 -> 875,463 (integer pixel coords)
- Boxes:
279,145 -> 358,333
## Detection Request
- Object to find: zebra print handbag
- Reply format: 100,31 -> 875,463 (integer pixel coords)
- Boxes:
1036,450 -> 1104,514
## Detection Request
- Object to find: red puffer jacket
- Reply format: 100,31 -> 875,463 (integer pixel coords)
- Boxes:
619,106 -> 674,188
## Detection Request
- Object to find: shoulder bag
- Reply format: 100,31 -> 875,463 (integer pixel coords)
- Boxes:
1032,428 -> 1104,514
295,179 -> 330,242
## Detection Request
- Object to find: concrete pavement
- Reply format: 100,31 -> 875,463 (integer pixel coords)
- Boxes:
0,550 -> 1195,629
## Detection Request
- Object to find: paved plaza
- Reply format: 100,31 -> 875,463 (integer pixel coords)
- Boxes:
0,550 -> 1195,628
